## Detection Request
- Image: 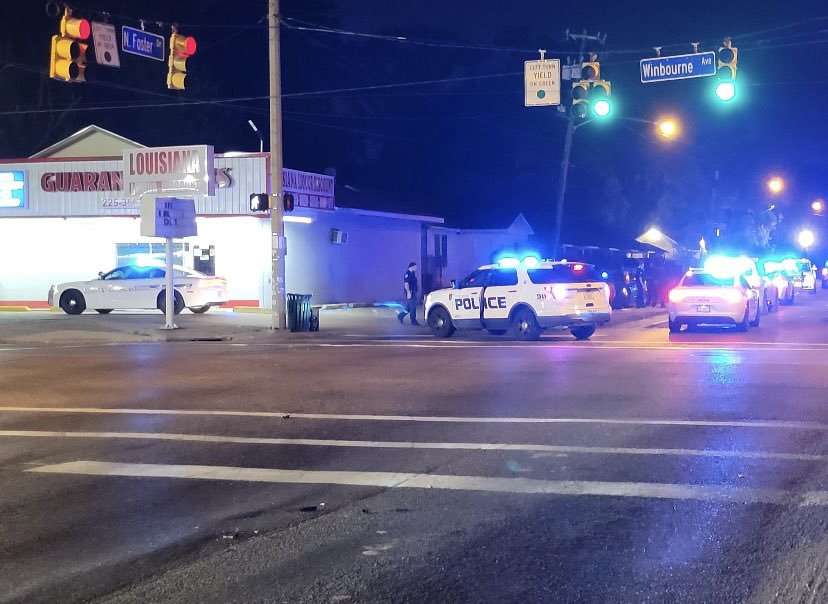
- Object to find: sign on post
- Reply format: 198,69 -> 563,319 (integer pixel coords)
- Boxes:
91,22 -> 120,67
140,197 -> 197,238
524,59 -> 561,106
123,145 -> 215,197
640,51 -> 717,83
121,26 -> 165,62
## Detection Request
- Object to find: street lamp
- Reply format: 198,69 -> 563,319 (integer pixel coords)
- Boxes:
644,227 -> 664,243
798,229 -> 815,249
767,177 -> 784,195
812,199 -> 825,215
656,119 -> 678,138
248,119 -> 263,153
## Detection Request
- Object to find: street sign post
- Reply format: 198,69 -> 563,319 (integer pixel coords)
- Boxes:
121,26 -> 165,62
640,51 -> 716,83
524,59 -> 561,106
91,22 -> 120,67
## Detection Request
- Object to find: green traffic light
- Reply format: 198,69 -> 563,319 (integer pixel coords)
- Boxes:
715,81 -> 736,102
592,99 -> 611,117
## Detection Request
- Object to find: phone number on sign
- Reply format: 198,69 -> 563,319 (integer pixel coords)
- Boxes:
100,199 -> 140,209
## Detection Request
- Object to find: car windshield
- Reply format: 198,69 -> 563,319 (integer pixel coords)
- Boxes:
681,273 -> 736,287
528,265 -> 601,284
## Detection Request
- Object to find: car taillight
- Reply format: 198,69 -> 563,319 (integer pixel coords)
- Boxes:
204,279 -> 226,287
668,289 -> 686,303
722,289 -> 744,304
602,283 -> 610,300
822,268 -> 828,277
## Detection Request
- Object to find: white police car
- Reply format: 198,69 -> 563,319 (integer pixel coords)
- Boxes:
425,257 -> 611,340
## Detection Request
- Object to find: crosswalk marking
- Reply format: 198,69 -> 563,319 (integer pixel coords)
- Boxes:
1,407 -> 826,431
2,429 -> 826,462
28,460 -> 828,506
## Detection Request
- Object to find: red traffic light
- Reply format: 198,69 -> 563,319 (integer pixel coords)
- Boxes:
173,35 -> 197,57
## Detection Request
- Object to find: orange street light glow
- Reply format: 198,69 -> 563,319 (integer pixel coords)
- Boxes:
767,177 -> 784,195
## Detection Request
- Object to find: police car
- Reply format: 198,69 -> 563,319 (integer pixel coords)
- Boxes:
424,257 -> 611,341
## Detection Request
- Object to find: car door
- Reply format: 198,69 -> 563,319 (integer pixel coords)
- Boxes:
95,267 -> 135,308
449,269 -> 491,328
482,267 -> 521,327
130,267 -> 166,308
740,276 -> 758,319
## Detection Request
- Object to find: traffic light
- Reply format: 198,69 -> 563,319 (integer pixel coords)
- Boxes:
715,40 -> 738,102
284,192 -> 295,212
581,61 -> 600,81
589,80 -> 612,118
570,81 -> 589,119
249,193 -> 269,212
167,29 -> 197,90
49,8 -> 90,83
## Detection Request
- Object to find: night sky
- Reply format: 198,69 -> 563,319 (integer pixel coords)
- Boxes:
2,1 -> 827,256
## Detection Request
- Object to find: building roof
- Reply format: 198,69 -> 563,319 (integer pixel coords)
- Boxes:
30,125 -> 145,159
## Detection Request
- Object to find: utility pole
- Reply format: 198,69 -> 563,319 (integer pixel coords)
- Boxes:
551,30 -> 604,260
269,0 -> 287,329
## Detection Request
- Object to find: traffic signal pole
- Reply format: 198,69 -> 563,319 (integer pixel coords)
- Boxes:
551,31 -> 603,260
269,0 -> 287,330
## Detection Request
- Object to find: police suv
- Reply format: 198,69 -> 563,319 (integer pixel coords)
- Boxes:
424,257 -> 612,340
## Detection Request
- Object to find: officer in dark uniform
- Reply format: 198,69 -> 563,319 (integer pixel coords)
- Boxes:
398,262 -> 421,325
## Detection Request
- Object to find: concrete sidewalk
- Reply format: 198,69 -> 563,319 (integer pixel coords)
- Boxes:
0,305 -> 666,346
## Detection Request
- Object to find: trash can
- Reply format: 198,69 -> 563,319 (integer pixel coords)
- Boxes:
287,293 -> 312,332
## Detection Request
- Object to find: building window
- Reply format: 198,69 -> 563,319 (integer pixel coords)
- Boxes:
116,242 -> 184,267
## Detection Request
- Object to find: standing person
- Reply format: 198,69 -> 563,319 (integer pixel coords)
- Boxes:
398,262 -> 421,325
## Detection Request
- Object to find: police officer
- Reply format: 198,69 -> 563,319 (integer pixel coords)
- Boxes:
397,262 -> 421,325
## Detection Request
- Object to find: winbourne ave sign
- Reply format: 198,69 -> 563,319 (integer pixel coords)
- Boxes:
640,51 -> 717,83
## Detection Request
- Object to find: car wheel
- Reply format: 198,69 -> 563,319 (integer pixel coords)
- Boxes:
749,302 -> 761,327
189,306 -> 211,314
428,307 -> 455,338
736,306 -> 750,332
570,325 -> 596,340
95,309 -> 113,314
486,329 -> 508,336
59,290 -> 86,315
512,308 -> 541,341
668,318 -> 681,333
157,290 -> 185,315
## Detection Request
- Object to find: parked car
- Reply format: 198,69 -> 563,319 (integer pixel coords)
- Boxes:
821,261 -> 828,289
48,264 -> 228,315
782,258 -> 817,294
668,269 -> 760,333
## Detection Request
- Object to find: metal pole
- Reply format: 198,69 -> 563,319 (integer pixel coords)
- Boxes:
269,0 -> 287,329
164,237 -> 175,329
551,34 -> 588,260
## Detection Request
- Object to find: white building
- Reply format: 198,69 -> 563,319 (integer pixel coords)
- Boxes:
0,126 -> 533,308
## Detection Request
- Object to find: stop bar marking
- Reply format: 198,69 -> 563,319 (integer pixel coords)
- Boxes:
2,429 -> 826,462
27,460 -> 828,507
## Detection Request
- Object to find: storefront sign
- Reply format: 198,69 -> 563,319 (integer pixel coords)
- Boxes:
40,168 -> 232,193
0,170 -> 26,208
283,168 -> 335,210
124,145 -> 215,197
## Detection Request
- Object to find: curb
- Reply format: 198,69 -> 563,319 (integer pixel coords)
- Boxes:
0,306 -> 31,312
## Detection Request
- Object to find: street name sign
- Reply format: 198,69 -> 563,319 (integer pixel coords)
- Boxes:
524,59 -> 561,106
91,22 -> 120,67
140,197 -> 197,238
640,51 -> 716,83
121,26 -> 165,62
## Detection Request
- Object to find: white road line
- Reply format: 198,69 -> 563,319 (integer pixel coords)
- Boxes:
1,407 -> 826,430
27,460 -> 828,506
2,430 -> 826,462
305,342 -> 828,352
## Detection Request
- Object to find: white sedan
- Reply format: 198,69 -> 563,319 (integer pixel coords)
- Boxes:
48,265 -> 228,315
668,269 -> 760,333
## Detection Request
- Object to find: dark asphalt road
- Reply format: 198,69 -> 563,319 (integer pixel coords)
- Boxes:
1,293 -> 827,603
